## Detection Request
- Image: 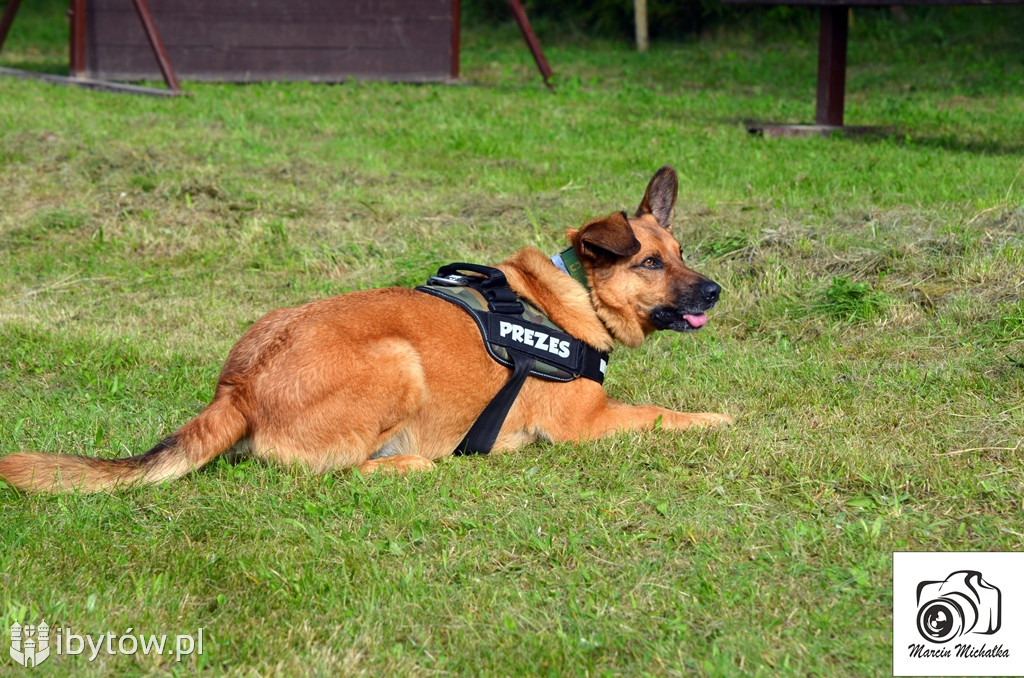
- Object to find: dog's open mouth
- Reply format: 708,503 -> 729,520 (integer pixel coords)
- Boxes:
650,307 -> 710,332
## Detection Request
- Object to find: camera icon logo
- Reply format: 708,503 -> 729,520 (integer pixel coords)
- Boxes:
916,570 -> 1001,644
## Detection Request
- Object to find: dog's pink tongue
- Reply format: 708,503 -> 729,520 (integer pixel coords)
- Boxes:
684,313 -> 708,328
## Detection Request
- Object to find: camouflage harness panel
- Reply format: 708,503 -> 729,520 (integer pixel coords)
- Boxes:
416,264 -> 608,385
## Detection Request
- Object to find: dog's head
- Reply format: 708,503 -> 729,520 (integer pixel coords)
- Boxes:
567,166 -> 721,348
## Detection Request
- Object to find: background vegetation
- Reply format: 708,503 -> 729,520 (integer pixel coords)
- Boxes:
1,0 -> 1022,675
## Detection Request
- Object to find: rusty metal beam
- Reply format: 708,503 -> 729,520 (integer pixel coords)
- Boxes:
815,6 -> 848,127
451,0 -> 460,80
507,0 -> 553,89
0,0 -> 24,54
131,0 -> 181,92
69,0 -> 86,76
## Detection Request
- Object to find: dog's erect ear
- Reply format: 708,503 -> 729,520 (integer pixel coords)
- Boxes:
569,211 -> 641,261
635,165 -> 678,231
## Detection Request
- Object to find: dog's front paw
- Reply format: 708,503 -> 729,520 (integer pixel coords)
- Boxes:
688,412 -> 734,428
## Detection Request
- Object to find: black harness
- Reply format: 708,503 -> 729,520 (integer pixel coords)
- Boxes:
416,263 -> 609,455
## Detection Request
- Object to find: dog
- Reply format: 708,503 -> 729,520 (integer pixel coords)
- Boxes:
0,166 -> 732,493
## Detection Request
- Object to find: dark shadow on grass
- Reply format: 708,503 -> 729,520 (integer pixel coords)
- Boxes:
837,128 -> 1024,157
732,117 -> 1024,157
0,59 -> 67,76
886,134 -> 1024,158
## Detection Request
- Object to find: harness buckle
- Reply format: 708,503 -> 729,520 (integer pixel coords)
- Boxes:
428,274 -> 473,287
482,287 -> 524,315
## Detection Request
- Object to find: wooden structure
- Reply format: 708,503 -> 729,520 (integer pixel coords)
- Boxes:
720,0 -> 1024,136
85,0 -> 459,83
1,0 -> 182,94
1,0 -> 554,93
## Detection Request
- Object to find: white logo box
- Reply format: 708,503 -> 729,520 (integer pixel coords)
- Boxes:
893,552 -> 1024,676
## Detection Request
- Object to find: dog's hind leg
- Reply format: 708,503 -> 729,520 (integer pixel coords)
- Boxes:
356,428 -> 436,474
356,455 -> 436,474
245,337 -> 434,472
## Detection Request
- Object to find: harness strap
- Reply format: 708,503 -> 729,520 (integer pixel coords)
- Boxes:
455,349 -> 535,455
417,262 -> 610,456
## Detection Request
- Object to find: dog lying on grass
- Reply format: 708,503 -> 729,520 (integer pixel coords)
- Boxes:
0,166 -> 732,493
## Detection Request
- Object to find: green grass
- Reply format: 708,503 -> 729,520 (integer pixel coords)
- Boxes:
2,2 -> 1023,675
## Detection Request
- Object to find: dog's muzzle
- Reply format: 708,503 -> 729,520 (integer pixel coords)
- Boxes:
650,279 -> 721,332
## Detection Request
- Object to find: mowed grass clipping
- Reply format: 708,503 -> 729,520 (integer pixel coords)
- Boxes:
2,2 -> 1024,675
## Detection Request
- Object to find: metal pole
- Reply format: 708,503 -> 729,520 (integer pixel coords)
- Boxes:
0,0 -> 23,54
507,0 -> 553,88
634,0 -> 649,53
69,0 -> 86,76
451,0 -> 460,80
131,0 -> 181,92
815,6 -> 848,127
69,0 -> 86,77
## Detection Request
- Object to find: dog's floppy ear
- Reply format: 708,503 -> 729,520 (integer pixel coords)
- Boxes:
636,165 -> 678,231
569,211 -> 641,261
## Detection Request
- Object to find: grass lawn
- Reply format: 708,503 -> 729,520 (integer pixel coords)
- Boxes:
1,2 -> 1023,675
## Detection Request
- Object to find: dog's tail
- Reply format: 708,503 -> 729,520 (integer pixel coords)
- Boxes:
0,395 -> 247,493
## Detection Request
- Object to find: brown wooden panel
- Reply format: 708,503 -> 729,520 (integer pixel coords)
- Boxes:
88,46 -> 454,82
87,0 -> 454,21
88,14 -> 450,52
85,0 -> 457,82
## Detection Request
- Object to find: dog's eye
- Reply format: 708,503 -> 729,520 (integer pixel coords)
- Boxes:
640,256 -> 663,270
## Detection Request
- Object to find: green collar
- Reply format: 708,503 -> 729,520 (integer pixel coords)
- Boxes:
551,246 -> 589,291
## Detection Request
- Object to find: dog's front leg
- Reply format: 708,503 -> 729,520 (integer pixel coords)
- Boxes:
582,397 -> 733,440
527,382 -> 733,443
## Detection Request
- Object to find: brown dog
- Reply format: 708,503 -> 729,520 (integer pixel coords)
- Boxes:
0,166 -> 732,493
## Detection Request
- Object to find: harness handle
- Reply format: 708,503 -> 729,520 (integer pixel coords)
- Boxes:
436,262 -> 507,286
435,263 -> 523,315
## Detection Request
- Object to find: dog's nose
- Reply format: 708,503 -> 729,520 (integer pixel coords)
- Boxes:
700,280 -> 721,305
